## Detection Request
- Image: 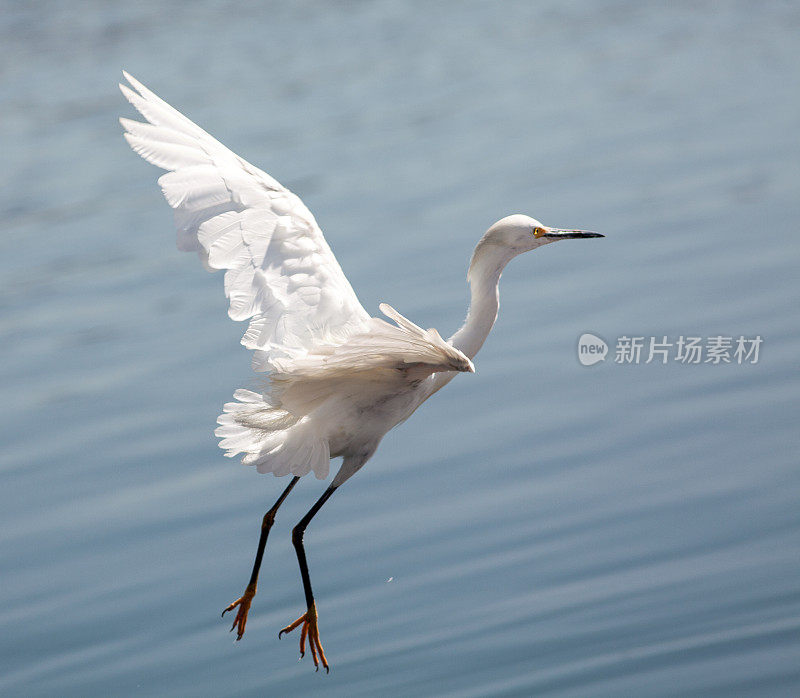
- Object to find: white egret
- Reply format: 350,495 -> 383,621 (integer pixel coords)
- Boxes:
119,72 -> 603,672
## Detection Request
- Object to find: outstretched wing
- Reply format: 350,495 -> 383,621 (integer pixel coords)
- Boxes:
119,72 -> 370,371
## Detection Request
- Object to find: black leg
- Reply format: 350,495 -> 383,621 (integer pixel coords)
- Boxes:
248,476 -> 300,589
279,484 -> 338,671
292,485 -> 337,609
222,475 -> 300,639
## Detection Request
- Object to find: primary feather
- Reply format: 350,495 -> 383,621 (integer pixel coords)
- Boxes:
120,73 -> 473,480
120,71 -> 370,370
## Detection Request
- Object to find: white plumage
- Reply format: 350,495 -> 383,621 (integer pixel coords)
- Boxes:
121,72 -> 369,370
120,73 -> 602,669
120,72 -> 476,485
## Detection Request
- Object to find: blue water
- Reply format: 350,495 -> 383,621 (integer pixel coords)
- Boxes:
2,2 -> 799,695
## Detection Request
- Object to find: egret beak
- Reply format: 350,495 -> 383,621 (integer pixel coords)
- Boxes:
544,228 -> 605,239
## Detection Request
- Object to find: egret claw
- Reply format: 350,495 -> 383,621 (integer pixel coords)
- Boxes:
279,603 -> 329,673
221,586 -> 256,641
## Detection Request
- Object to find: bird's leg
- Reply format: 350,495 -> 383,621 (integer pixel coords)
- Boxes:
222,475 -> 300,640
279,484 -> 338,672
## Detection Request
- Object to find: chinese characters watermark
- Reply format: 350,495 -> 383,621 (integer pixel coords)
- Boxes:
578,334 -> 762,366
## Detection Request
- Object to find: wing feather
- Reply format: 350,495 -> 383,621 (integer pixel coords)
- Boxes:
120,72 -> 370,368
272,303 -> 474,378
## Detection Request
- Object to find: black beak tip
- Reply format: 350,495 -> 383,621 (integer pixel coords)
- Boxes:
544,231 -> 605,240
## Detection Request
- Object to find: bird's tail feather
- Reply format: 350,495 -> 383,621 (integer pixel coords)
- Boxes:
215,389 -> 330,479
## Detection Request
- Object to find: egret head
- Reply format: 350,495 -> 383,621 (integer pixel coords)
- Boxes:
469,214 -> 603,279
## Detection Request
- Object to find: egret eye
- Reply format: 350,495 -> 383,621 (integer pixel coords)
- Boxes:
533,226 -> 546,238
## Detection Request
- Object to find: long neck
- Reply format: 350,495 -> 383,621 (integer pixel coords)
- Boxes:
428,248 -> 510,395
449,256 -> 504,359
425,245 -> 512,385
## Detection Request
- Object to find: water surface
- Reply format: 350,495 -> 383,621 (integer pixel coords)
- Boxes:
1,2 -> 799,696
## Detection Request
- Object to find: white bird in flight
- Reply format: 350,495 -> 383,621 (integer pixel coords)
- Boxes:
119,72 -> 603,672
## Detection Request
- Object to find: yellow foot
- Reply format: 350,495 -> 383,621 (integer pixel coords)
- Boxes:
279,602 -> 329,672
221,584 -> 256,641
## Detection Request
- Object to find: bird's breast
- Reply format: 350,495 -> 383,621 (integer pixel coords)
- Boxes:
324,378 -> 432,459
